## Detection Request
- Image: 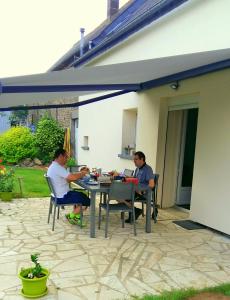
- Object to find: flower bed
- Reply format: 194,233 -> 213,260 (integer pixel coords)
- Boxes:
0,159 -> 15,194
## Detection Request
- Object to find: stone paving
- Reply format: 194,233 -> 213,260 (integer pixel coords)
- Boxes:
0,198 -> 230,300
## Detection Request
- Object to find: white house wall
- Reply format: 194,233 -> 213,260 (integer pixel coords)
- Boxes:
89,0 -> 230,66
78,91 -> 139,172
78,89 -> 161,173
190,70 -> 230,235
136,90 -> 161,170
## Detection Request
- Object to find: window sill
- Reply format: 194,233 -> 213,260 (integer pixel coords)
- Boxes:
118,153 -> 133,160
81,146 -> 89,150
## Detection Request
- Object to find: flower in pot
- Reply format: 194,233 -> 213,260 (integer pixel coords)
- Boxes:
0,159 -> 15,201
18,253 -> 50,298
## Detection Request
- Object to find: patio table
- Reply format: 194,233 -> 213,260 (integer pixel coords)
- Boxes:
76,180 -> 152,238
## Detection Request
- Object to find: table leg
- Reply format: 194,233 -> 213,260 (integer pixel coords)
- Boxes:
146,189 -> 152,233
90,191 -> 96,238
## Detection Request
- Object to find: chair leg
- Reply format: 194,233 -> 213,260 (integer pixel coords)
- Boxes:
80,205 -> 83,228
103,193 -> 107,204
52,205 -> 57,231
48,198 -> 52,224
152,193 -> 158,223
142,202 -> 145,216
57,206 -> 60,219
98,204 -> 102,229
152,203 -> 158,223
105,206 -> 109,238
132,207 -> 137,236
121,212 -> 125,228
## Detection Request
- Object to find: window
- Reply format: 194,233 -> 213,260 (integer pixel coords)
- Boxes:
81,135 -> 89,150
121,108 -> 137,157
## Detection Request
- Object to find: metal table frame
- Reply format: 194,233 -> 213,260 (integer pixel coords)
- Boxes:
76,181 -> 152,238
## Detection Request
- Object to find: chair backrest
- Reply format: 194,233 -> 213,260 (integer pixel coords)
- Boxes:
124,169 -> 134,177
44,174 -> 57,198
109,181 -> 135,202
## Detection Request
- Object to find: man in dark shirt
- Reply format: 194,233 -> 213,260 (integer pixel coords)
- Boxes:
125,151 -> 155,223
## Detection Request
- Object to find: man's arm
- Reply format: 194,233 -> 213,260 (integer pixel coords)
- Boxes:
147,165 -> 155,189
66,170 -> 88,182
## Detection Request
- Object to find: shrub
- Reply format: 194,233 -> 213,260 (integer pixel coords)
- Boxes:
0,127 -> 37,164
35,116 -> 64,163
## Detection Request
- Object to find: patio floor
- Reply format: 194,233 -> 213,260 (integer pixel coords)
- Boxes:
0,198 -> 230,300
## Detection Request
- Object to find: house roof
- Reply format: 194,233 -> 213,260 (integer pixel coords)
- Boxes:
49,0 -> 189,71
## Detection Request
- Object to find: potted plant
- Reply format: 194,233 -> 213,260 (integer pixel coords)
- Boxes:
18,253 -> 49,298
66,156 -> 78,172
0,159 -> 15,201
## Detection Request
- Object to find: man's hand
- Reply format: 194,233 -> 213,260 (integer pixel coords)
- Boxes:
66,168 -> 89,182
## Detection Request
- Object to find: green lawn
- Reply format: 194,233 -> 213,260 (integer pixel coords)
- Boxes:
12,167 -> 50,198
132,283 -> 230,300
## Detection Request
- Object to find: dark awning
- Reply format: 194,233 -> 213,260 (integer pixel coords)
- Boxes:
1,48 -> 230,111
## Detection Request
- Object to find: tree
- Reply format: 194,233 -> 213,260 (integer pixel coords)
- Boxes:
35,116 -> 64,163
9,109 -> 28,126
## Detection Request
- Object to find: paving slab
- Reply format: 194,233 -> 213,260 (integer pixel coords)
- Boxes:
0,198 -> 230,299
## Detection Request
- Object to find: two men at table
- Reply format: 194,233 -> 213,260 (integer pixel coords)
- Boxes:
47,149 -> 90,222
47,148 -> 154,224
125,151 -> 155,223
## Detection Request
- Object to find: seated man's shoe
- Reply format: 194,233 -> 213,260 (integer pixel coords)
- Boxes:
125,212 -> 132,223
125,208 -> 143,223
134,207 -> 142,220
152,207 -> 158,219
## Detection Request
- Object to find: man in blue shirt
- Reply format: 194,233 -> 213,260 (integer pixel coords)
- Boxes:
125,151 -> 155,223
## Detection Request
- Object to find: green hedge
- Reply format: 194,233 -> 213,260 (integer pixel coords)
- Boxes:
0,127 -> 37,164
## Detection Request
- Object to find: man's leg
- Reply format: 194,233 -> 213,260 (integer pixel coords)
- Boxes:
64,191 -> 90,219
125,193 -> 143,223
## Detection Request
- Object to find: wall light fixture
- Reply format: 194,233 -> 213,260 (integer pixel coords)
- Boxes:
170,81 -> 179,90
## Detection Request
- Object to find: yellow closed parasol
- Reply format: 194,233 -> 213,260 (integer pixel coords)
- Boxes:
63,127 -> 71,157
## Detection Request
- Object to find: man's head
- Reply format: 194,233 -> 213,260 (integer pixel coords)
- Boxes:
133,151 -> 146,168
80,166 -> 90,173
54,148 -> 69,166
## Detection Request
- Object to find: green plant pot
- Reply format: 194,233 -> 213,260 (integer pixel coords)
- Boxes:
18,268 -> 49,298
0,191 -> 13,201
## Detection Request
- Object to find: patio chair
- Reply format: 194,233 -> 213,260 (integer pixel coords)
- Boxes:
98,181 -> 136,238
45,174 -> 83,231
135,173 -> 159,223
